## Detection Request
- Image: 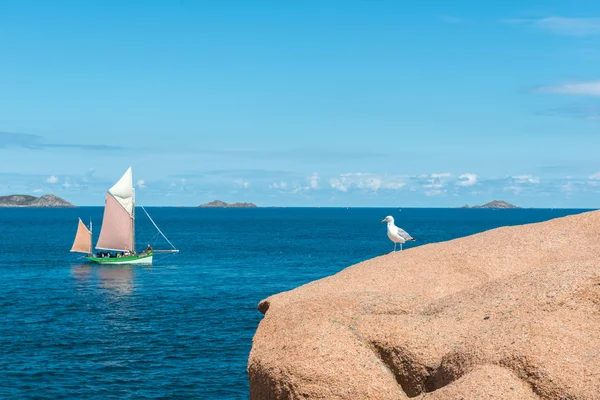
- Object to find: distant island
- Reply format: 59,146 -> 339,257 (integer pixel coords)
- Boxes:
462,200 -> 519,209
199,200 -> 257,208
0,194 -> 74,208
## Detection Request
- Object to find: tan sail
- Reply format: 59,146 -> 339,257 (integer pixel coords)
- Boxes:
71,218 -> 92,254
96,193 -> 134,251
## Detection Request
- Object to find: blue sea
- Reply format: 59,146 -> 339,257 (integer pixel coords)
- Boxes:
0,207 -> 592,399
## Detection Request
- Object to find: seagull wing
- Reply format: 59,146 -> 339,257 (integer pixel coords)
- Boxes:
396,227 -> 414,241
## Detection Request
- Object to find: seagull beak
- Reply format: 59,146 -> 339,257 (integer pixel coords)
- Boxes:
381,219 -> 386,223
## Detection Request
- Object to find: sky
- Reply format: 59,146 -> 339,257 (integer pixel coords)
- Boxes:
1,0 -> 600,207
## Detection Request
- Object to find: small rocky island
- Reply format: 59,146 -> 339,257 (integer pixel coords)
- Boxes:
462,200 -> 519,209
199,200 -> 257,208
0,194 -> 74,207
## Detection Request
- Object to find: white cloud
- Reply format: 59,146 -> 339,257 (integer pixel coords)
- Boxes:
360,178 -> 381,191
535,81 -> 600,96
270,179 -> 313,194
589,172 -> 600,179
588,172 -> 600,186
235,179 -> 249,189
329,173 -> 378,192
512,175 -> 540,184
270,181 -> 288,190
457,173 -> 478,187
290,185 -> 309,194
505,17 -> 600,36
384,181 -> 405,190
308,173 -> 319,189
502,175 -> 540,195
422,173 -> 452,192
46,175 -> 59,184
62,180 -> 72,189
82,168 -> 95,182
165,178 -> 186,193
33,188 -> 42,193
507,185 -> 523,195
137,179 -> 147,189
352,173 -> 381,191
329,177 -> 349,192
561,181 -> 574,193
329,172 -> 406,193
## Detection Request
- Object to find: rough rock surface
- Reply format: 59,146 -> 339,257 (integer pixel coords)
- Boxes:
248,210 -> 600,399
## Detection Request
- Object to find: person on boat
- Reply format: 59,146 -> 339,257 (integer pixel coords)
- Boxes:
146,244 -> 152,252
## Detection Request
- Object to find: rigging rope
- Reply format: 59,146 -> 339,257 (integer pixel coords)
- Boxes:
140,206 -> 178,250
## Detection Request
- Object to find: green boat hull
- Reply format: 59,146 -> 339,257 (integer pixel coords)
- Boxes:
85,252 -> 153,265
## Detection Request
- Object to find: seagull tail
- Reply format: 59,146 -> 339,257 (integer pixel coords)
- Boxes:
409,237 -> 416,241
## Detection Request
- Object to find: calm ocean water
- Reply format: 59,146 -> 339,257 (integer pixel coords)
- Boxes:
0,207 -> 592,399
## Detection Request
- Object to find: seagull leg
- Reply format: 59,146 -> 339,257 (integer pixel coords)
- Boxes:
393,242 -> 396,252
400,243 -> 403,251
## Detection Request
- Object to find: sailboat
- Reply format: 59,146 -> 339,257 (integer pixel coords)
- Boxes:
70,167 -> 178,264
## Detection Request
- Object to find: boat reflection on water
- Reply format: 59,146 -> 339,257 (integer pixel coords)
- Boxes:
97,265 -> 135,294
71,264 -> 92,281
71,263 -> 150,295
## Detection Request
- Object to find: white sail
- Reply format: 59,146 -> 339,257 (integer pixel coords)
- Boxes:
109,167 -> 134,216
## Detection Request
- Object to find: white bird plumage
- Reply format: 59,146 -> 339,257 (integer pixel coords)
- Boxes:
382,215 -> 415,252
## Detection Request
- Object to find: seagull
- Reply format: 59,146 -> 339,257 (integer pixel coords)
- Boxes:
382,215 -> 415,252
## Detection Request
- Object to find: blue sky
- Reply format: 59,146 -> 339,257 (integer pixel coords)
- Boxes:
2,0 -> 600,207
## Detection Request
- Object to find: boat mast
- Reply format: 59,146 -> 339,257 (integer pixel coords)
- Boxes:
132,185 -> 136,254
90,218 -> 93,255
